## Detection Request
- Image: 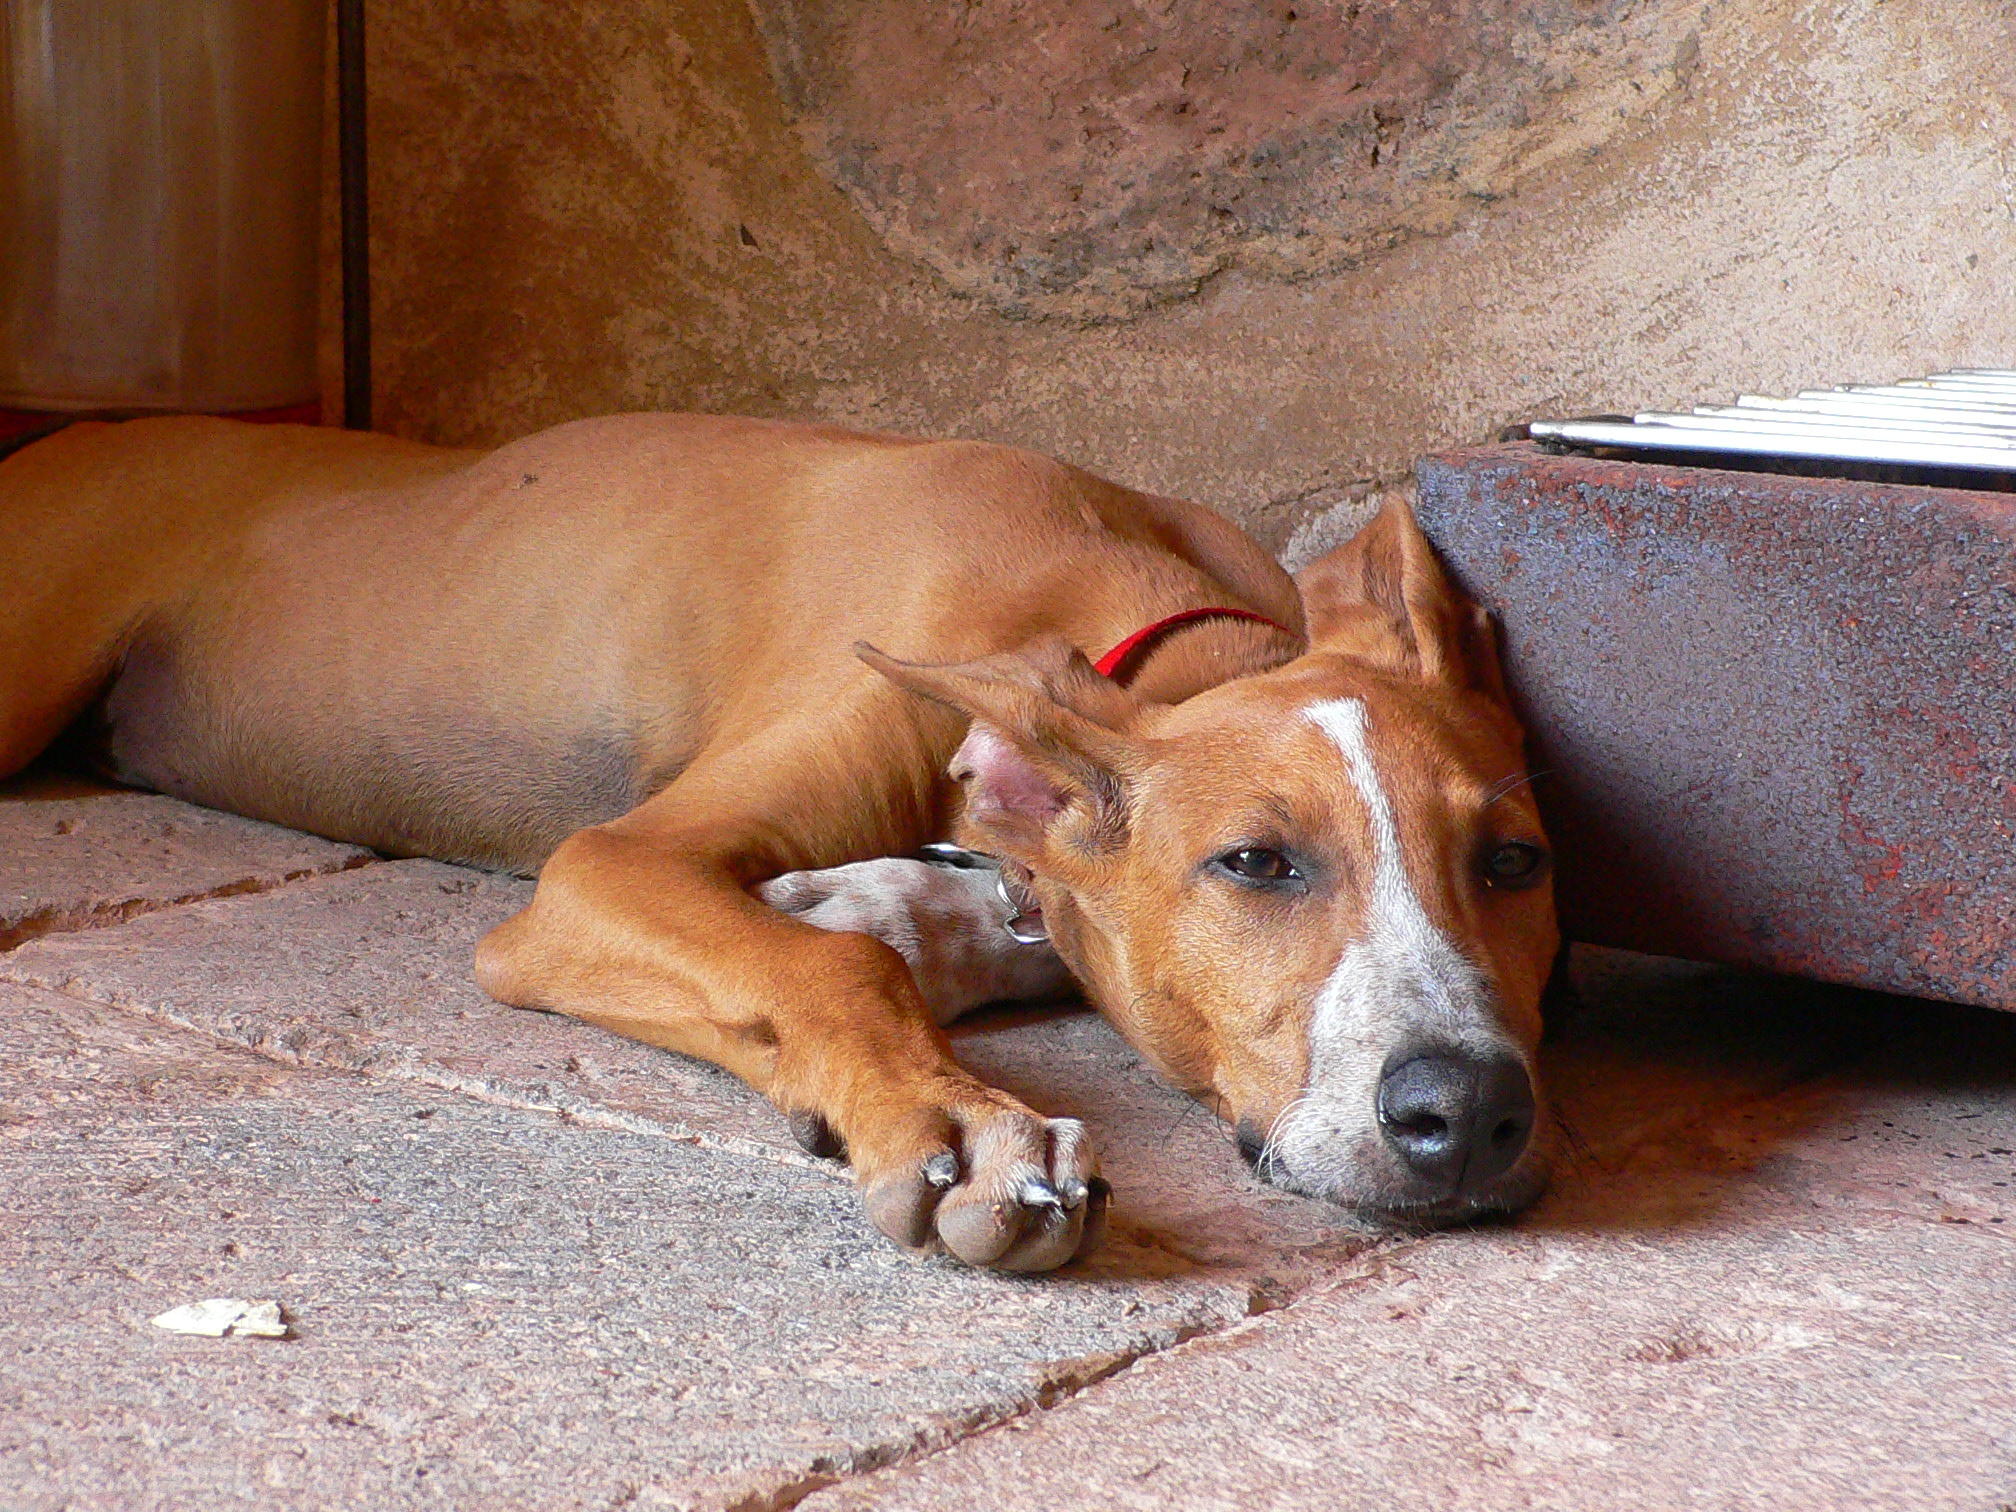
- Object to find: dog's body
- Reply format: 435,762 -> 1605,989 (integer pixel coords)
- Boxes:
3,413 -> 1558,1270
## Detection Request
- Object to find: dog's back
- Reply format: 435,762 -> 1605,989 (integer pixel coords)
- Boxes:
2,412 -> 1291,869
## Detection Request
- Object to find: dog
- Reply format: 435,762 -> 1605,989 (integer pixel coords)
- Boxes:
1,412 -> 1558,1271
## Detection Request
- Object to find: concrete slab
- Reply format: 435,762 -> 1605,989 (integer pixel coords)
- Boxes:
804,1209 -> 2016,1512
799,970 -> 2016,1512
0,771 -> 375,952
1414,442 -> 2016,1012
0,859 -> 806,1165
17,782 -> 2006,1510
0,859 -> 1365,1283
0,984 -> 1279,1512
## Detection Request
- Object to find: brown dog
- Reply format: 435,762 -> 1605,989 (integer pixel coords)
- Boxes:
1,412 -> 1558,1270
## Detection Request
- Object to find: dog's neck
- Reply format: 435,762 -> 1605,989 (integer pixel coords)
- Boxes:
1117,615 -> 1305,705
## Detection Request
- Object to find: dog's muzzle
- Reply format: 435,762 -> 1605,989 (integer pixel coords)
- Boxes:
1239,1045 -> 1546,1224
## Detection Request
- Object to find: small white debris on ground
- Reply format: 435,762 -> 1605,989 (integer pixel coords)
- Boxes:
149,1298 -> 289,1338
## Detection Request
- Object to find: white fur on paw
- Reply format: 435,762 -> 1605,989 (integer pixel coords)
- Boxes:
760,858 -> 1072,1022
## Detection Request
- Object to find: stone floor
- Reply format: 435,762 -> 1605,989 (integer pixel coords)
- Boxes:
3,771 -> 2012,1511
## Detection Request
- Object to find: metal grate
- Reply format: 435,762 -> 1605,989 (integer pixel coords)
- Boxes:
1531,369 -> 2016,476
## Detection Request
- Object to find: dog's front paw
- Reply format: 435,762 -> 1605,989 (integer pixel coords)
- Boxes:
848,1094 -> 1106,1272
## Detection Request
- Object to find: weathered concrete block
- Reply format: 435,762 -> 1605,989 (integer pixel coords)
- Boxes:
1415,443 -> 2016,1011
0,773 -> 374,951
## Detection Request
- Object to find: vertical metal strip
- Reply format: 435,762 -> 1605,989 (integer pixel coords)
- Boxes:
337,0 -> 371,430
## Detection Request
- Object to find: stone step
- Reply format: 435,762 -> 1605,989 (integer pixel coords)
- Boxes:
1,772 -> 375,952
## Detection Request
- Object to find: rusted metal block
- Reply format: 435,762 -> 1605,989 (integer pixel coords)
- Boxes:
1414,442 -> 2015,1011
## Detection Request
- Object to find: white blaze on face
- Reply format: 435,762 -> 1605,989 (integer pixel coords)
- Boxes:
1268,697 -> 1499,1196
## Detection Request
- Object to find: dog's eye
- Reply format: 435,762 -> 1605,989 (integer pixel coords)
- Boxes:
1219,847 -> 1301,884
1483,841 -> 1548,887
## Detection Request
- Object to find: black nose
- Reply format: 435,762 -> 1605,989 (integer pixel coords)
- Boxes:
1377,1051 -> 1535,1197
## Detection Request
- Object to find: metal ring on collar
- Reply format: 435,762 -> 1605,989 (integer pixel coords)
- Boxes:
994,869 -> 1050,946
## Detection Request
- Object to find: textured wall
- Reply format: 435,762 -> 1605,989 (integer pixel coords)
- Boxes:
331,0 -> 2016,552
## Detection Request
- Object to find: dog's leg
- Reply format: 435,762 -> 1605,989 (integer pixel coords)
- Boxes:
761,858 -> 1074,1024
475,723 -> 1102,1272
0,593 -> 125,780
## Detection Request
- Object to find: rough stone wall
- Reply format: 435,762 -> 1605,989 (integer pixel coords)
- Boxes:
755,0 -> 1705,322
329,0 -> 2016,552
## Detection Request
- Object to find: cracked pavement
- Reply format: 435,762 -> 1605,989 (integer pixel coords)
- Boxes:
3,770 -> 2013,1510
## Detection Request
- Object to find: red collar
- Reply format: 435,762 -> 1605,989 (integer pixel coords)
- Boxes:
1094,607 -> 1295,680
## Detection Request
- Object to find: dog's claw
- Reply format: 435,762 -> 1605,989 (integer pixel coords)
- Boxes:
923,1151 -> 961,1188
1016,1175 -> 1064,1209
788,1109 -> 846,1160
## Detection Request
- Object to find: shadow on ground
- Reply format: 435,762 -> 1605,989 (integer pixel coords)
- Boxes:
1536,946 -> 2016,1235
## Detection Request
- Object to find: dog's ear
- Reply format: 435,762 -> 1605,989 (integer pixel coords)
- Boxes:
1293,499 -> 1508,703
857,635 -> 1142,862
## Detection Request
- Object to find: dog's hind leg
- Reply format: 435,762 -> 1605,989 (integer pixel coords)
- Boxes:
0,507 -> 131,779
0,421 -> 194,780
473,701 -> 1104,1272
0,529 -> 135,779
0,653 -> 101,781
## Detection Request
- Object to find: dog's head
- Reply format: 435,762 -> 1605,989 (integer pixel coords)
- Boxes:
864,502 -> 1557,1226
